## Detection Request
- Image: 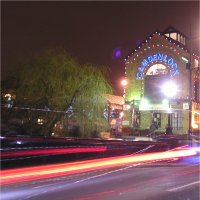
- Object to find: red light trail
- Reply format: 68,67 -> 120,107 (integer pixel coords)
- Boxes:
0,148 -> 197,185
1,146 -> 107,158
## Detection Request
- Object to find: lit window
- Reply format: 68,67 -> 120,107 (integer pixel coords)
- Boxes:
183,37 -> 185,45
152,112 -> 161,128
172,111 -> 182,130
177,34 -> 180,42
146,64 -> 168,76
170,33 -> 177,41
38,118 -> 44,125
180,36 -> 186,45
194,59 -> 199,68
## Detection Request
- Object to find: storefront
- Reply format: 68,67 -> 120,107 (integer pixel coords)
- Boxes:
123,27 -> 200,135
104,94 -> 124,137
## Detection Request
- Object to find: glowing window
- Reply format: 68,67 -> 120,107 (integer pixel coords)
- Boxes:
194,59 -> 199,68
177,34 -> 180,42
170,33 -> 177,41
146,64 -> 168,76
183,37 -> 185,45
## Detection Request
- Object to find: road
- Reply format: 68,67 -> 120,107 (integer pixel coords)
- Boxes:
1,147 -> 200,200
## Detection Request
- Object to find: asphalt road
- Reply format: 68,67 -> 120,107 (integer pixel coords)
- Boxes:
1,150 -> 200,200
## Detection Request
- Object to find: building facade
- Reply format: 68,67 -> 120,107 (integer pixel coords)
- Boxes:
123,27 -> 200,135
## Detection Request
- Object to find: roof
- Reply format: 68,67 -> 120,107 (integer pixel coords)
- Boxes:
162,26 -> 188,38
104,94 -> 125,105
124,26 -> 195,60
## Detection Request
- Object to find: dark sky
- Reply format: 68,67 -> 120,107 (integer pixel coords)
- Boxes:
2,1 -> 199,95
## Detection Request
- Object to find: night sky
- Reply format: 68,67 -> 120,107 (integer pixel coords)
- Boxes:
2,1 -> 199,95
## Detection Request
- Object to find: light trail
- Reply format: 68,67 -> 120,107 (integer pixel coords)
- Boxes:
0,149 -> 197,185
1,146 -> 107,158
181,146 -> 200,152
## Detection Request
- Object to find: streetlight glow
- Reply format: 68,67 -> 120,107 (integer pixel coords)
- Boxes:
161,81 -> 177,98
121,79 -> 128,86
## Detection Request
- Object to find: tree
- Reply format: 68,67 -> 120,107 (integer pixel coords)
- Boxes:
2,48 -> 112,137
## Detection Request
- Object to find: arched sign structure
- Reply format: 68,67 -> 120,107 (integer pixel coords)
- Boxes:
136,53 -> 179,79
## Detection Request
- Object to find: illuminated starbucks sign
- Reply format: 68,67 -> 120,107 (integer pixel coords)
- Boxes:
136,53 -> 179,79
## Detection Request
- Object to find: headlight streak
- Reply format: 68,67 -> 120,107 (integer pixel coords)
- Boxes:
182,147 -> 200,152
0,149 -> 197,185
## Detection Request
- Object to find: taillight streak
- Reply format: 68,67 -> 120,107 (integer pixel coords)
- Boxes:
1,146 -> 107,158
0,149 -> 196,185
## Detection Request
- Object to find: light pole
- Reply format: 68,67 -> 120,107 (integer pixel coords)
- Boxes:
121,78 -> 128,99
166,103 -> 173,134
161,81 -> 178,134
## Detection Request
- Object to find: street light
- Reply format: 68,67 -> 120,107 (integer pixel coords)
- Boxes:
121,78 -> 128,100
121,79 -> 128,86
161,81 -> 178,134
161,81 -> 178,98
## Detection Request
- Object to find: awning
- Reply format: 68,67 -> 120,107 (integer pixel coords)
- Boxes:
104,94 -> 125,105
